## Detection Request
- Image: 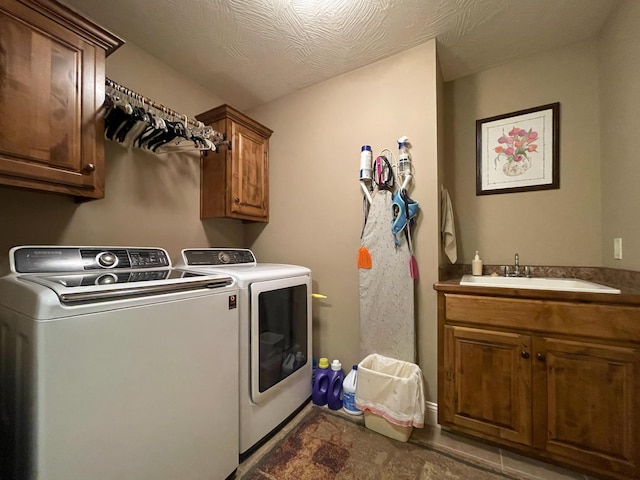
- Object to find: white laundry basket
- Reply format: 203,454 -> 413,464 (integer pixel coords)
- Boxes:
355,353 -> 426,442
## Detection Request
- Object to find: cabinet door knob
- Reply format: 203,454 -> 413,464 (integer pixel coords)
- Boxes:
536,353 -> 546,361
520,351 -> 530,359
83,163 -> 96,173
234,197 -> 240,203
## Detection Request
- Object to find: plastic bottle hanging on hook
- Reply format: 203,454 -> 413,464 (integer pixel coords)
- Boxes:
397,137 -> 411,178
359,145 -> 372,181
397,136 -> 412,190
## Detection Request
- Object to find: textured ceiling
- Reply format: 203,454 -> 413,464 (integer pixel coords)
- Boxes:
60,0 -> 619,110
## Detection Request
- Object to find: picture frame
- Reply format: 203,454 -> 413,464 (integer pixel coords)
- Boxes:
476,102 -> 559,195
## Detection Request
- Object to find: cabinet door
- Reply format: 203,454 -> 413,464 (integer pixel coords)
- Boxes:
536,338 -> 639,477
0,1 -> 110,198
229,121 -> 269,221
442,326 -> 532,445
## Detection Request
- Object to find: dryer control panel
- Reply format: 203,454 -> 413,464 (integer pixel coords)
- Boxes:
182,249 -> 256,266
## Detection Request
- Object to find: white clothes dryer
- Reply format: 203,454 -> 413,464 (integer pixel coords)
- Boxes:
0,246 -> 240,480
177,248 -> 312,459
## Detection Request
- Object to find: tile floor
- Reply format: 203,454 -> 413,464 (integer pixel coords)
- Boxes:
234,402 -> 606,480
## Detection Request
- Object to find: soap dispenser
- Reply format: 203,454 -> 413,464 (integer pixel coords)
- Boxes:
472,251 -> 483,276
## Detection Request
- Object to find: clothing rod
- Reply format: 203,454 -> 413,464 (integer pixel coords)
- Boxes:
105,77 -> 220,134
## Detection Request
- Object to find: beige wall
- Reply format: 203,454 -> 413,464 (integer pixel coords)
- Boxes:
444,40 -> 602,268
436,49 -> 446,267
599,0 -> 640,271
247,41 -> 441,402
0,43 -> 243,274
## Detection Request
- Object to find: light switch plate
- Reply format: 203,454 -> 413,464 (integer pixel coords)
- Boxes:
614,238 -> 622,259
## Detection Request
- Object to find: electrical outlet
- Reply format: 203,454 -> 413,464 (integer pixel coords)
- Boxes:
614,238 -> 622,260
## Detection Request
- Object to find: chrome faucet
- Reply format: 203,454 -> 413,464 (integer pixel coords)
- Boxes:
504,253 -> 531,277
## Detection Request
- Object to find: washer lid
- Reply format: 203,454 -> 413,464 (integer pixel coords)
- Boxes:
18,269 -> 233,305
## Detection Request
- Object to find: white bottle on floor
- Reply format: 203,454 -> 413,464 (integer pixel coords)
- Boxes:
342,365 -> 363,416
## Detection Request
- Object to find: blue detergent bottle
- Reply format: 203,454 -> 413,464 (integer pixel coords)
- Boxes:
327,359 -> 344,410
311,357 -> 318,387
312,358 -> 330,406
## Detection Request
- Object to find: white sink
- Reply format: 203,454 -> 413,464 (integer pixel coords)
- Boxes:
460,274 -> 621,294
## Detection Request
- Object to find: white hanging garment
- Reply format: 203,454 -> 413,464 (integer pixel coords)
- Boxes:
441,188 -> 458,264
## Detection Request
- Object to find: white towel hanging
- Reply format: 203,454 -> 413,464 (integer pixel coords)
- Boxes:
440,188 -> 457,264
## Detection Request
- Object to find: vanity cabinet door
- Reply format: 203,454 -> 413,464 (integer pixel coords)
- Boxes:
442,325 -> 533,446
535,338 -> 640,478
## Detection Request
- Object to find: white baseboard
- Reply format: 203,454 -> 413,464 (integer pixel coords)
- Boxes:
425,401 -> 438,427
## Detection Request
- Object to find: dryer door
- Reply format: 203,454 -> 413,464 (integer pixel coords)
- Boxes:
249,275 -> 310,403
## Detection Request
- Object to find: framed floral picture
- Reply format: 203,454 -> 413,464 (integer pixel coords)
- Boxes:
476,102 -> 559,195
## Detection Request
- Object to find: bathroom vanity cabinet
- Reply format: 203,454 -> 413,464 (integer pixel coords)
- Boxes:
435,286 -> 640,480
0,0 -> 122,199
196,104 -> 272,222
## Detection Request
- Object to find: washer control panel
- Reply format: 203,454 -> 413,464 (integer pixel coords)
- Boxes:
11,247 -> 170,273
182,248 -> 256,266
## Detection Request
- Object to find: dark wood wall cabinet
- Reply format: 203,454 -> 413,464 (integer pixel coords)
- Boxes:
196,104 -> 272,222
0,0 -> 123,199
434,284 -> 640,480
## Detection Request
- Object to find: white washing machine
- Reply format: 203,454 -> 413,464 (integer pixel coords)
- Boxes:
0,246 -> 240,480
177,248 -> 312,459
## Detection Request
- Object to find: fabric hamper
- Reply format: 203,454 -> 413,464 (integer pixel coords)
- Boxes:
355,353 -> 426,442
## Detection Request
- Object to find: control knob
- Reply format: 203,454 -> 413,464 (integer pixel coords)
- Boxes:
96,273 -> 117,285
96,251 -> 118,268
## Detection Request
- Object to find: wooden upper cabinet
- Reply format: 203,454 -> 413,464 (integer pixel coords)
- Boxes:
196,104 -> 272,222
0,0 -> 123,199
